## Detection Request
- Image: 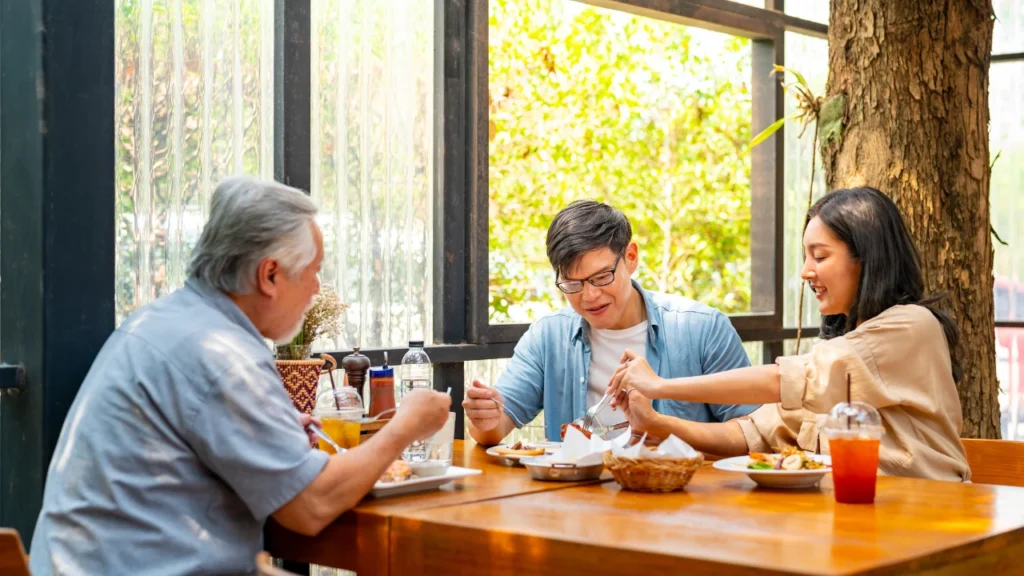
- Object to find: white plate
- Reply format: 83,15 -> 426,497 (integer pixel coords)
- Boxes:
713,454 -> 832,489
486,442 -> 562,465
370,466 -> 482,498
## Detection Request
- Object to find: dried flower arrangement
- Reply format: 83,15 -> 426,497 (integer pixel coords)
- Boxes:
276,284 -> 348,360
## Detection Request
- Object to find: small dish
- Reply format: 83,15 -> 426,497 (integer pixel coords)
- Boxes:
520,455 -> 604,482
408,460 -> 450,478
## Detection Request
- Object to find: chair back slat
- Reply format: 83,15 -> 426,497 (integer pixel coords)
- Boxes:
0,528 -> 31,576
962,438 -> 1024,487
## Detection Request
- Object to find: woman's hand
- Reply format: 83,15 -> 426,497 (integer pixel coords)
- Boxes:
607,349 -> 665,405
618,389 -> 665,440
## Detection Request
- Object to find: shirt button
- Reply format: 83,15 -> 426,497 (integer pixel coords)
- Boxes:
580,377 -> 584,382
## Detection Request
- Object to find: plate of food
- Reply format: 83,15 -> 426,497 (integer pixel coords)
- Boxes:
370,460 -> 482,498
712,447 -> 832,489
485,441 -> 561,465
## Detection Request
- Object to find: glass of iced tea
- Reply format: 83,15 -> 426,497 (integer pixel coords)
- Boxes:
314,387 -> 364,454
822,402 -> 884,504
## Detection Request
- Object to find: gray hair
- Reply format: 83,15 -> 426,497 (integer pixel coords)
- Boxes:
188,176 -> 319,294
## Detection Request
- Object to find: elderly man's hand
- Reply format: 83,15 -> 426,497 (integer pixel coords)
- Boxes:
297,412 -> 323,446
391,388 -> 452,442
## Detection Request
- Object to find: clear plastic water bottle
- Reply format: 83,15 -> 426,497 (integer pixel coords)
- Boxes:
400,340 -> 433,462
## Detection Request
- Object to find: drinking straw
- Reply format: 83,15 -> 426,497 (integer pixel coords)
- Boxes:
327,357 -> 341,410
846,373 -> 851,429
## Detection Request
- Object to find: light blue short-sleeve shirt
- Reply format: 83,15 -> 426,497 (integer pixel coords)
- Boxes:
496,281 -> 759,440
29,279 -> 329,576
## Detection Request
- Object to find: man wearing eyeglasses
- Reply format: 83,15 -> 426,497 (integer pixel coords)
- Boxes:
463,200 -> 758,446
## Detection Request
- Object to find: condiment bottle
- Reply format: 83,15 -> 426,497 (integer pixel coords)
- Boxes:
368,352 -> 396,419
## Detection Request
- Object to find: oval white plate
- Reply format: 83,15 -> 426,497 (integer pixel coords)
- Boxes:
713,454 -> 832,489
371,466 -> 482,498
485,442 -> 561,465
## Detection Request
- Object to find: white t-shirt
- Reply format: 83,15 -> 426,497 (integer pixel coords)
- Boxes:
587,321 -> 648,426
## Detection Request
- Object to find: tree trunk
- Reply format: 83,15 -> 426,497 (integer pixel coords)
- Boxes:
823,0 -> 999,438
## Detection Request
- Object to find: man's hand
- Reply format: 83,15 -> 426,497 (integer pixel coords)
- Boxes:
390,388 -> 452,443
462,380 -> 507,432
297,412 -> 323,446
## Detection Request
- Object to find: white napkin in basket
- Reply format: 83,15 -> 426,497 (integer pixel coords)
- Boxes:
609,434 -> 700,460
548,424 -> 631,466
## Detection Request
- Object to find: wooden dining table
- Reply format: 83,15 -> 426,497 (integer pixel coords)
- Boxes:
390,465 -> 1024,575
264,439 -> 609,574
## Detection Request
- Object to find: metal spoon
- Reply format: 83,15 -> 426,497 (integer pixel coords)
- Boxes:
308,422 -> 346,454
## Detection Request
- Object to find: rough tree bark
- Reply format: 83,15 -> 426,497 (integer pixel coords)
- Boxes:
823,0 -> 999,438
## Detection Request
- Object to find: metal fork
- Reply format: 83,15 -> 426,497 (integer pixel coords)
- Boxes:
491,397 -> 527,428
582,391 -> 614,432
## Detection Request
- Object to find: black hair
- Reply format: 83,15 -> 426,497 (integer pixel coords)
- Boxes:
546,200 -> 632,279
806,186 -> 961,383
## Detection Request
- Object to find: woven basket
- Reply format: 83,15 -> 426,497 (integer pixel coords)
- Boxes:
276,354 -> 337,415
603,451 -> 704,492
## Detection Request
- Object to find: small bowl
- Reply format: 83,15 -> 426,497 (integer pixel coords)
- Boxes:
408,460 -> 450,478
521,456 -> 604,482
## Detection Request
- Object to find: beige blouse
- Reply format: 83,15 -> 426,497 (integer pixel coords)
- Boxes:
737,304 -> 971,482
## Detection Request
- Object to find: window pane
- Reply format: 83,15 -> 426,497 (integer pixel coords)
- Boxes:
312,0 -> 434,350
994,0 -> 1024,55
464,359 -> 547,443
743,341 -> 764,366
784,0 -> 828,25
991,62 -> 1024,322
115,0 -> 275,324
489,0 -> 754,324
782,32 -> 828,329
996,328 -> 1024,440
784,336 -> 819,357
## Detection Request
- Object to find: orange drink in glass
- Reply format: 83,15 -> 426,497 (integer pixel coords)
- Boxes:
316,412 -> 362,454
823,400 -> 884,505
313,386 -> 365,454
827,436 -> 881,504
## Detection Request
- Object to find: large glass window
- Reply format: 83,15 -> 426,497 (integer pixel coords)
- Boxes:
311,0 -> 434,350
114,0 -> 435,352
114,0 -> 275,324
991,60 -> 1024,440
782,32 -> 828,333
488,0 -> 755,325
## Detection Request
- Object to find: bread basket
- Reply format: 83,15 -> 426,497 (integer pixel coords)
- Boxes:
603,450 -> 703,492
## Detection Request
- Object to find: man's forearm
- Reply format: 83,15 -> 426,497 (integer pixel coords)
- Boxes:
274,425 -> 411,534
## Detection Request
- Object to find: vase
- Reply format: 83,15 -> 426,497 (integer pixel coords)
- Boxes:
275,352 -> 337,416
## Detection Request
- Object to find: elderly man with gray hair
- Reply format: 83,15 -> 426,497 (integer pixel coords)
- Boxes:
29,176 -> 451,575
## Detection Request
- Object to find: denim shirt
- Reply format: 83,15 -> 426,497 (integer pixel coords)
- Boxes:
495,281 -> 758,441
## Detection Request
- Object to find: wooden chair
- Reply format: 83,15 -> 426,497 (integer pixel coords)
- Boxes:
0,528 -> 31,576
962,438 -> 1024,487
256,551 -> 301,576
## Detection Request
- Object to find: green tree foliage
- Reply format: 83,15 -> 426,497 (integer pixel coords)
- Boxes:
488,0 -> 754,323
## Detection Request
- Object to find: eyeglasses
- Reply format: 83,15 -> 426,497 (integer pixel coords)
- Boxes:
555,253 -> 623,294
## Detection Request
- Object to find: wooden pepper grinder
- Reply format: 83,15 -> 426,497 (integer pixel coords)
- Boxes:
341,347 -> 371,393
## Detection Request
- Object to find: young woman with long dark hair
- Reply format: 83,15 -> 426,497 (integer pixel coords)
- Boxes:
609,187 -> 970,481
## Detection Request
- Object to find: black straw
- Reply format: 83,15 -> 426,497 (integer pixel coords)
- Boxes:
846,373 -> 851,430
